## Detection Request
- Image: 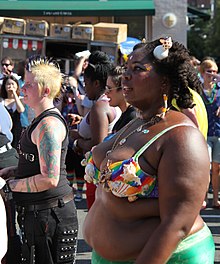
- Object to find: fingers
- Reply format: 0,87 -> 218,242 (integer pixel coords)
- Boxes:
67,114 -> 82,125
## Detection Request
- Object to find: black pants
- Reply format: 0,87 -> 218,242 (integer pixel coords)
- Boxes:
17,200 -> 78,264
3,199 -> 22,264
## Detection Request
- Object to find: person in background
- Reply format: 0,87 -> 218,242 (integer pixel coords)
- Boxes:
0,102 -> 20,264
69,51 -> 121,207
65,53 -> 94,195
0,57 -> 20,88
200,59 -> 220,208
0,130 -> 20,264
0,56 -> 78,264
70,52 -> 94,117
82,37 -> 214,263
60,78 -> 79,188
0,75 -> 25,148
105,65 -> 137,133
0,98 -> 13,142
171,81 -> 208,140
17,60 -> 35,129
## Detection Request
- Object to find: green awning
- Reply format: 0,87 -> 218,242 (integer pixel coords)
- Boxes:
0,0 -> 155,17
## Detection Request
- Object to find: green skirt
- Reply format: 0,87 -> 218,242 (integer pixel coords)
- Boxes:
92,224 -> 215,264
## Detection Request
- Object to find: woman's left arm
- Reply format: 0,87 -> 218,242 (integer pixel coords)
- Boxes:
135,126 -> 210,264
8,116 -> 66,192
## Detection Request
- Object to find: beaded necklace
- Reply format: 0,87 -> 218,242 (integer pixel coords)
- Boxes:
106,113 -> 164,157
202,84 -> 218,105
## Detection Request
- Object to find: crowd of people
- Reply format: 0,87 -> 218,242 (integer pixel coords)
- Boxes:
0,36 -> 219,263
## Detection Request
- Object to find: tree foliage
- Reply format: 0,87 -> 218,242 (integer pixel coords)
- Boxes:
187,0 -> 220,64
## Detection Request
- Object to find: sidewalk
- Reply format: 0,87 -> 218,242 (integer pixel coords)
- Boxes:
76,197 -> 92,264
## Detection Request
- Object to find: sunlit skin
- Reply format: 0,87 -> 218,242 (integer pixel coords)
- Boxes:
105,77 -> 126,110
83,48 -> 210,263
0,69 -> 66,193
5,116 -> 64,193
3,78 -> 25,113
1,59 -> 13,75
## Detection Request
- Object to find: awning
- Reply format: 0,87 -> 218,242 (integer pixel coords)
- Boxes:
0,0 -> 155,17
187,6 -> 211,21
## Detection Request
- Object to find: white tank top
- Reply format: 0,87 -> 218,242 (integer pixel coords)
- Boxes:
78,94 -> 121,139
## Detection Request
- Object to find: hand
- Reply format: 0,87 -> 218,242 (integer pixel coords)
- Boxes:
0,167 -> 16,179
7,85 -> 17,96
72,139 -> 83,155
206,72 -> 220,83
68,113 -> 82,125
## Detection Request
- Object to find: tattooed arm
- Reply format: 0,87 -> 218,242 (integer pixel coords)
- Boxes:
8,116 -> 66,193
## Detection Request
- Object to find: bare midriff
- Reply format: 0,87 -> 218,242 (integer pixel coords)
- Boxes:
83,185 -> 204,261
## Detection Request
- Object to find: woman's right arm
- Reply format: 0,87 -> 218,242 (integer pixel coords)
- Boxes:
78,102 -> 109,153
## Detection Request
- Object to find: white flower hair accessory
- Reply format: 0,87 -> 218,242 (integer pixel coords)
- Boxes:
153,37 -> 173,60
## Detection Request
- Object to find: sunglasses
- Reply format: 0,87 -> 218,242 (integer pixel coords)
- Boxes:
2,63 -> 11,67
206,70 -> 217,74
105,85 -> 121,92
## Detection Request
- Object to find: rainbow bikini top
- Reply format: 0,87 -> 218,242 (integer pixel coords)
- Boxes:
82,124 -> 190,202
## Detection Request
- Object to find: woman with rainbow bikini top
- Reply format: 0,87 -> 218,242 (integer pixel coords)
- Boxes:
82,37 -> 215,263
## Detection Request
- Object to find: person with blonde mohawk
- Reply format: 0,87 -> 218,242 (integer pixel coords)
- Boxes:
0,56 -> 78,264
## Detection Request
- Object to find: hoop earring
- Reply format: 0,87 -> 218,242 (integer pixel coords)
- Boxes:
162,94 -> 168,118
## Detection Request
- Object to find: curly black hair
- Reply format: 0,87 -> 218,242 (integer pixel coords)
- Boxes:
84,51 -> 113,93
140,39 -> 203,109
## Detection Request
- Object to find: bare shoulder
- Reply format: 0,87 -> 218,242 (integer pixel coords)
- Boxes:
91,100 -> 109,115
32,113 -> 66,144
160,111 -> 206,149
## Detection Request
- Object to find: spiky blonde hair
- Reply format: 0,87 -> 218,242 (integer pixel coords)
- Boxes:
26,56 -> 63,99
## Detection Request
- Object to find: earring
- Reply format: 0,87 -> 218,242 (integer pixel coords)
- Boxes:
162,94 -> 168,118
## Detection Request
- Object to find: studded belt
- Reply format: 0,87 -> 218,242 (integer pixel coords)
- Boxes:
16,192 -> 74,212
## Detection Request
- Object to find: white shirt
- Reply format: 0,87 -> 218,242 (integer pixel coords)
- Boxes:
0,100 -> 13,142
0,195 -> 7,262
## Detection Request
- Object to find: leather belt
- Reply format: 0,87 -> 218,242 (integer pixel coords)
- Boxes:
0,142 -> 12,154
16,192 -> 74,212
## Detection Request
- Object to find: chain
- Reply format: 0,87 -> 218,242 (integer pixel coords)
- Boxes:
106,113 -> 163,156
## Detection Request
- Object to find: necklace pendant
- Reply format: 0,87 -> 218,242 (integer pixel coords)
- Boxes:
119,138 -> 126,145
136,126 -> 142,132
142,129 -> 149,134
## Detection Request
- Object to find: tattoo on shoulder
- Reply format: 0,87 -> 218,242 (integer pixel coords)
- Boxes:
38,119 -> 62,179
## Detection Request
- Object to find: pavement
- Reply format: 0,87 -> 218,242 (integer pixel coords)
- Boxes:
75,191 -> 220,264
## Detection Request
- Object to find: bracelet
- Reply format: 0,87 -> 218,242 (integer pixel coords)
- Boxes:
2,179 -> 11,193
72,139 -> 83,154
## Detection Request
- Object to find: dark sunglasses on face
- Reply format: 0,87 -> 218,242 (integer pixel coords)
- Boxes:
2,63 -> 11,67
206,69 -> 217,74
